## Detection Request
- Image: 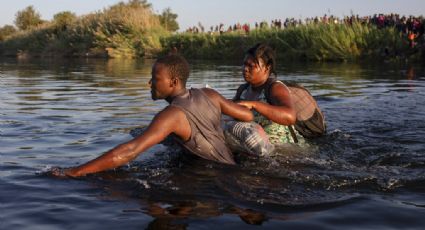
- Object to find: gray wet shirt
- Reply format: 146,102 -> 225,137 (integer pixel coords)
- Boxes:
171,88 -> 235,164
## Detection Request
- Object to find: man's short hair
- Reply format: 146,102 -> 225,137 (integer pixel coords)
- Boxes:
155,54 -> 190,84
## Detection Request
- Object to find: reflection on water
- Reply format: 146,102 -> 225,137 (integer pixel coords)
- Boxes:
1,58 -> 425,229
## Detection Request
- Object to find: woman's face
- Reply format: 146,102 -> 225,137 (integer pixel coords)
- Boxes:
242,56 -> 270,87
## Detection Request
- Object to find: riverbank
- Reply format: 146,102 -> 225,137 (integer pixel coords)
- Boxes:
0,1 -> 168,59
0,1 -> 423,62
2,23 -> 424,62
161,23 -> 425,62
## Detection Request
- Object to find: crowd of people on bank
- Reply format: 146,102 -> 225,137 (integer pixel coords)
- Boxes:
185,13 -> 424,48
185,22 -> 251,35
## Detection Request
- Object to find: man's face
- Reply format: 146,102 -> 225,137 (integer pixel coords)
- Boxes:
150,63 -> 173,100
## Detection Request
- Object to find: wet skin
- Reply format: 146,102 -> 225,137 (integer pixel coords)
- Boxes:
51,62 -> 253,177
237,55 -> 296,125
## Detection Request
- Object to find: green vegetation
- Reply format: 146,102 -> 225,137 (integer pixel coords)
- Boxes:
14,6 -> 44,31
52,11 -> 77,30
0,25 -> 17,41
0,0 -> 173,58
160,23 -> 412,61
159,8 -> 179,32
0,0 -> 422,61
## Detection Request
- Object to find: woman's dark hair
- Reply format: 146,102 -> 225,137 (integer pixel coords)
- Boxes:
246,43 -> 276,77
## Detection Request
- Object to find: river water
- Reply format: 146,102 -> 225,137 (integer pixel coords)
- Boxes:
1,58 -> 424,229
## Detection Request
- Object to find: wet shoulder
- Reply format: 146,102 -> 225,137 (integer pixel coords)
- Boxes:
198,87 -> 222,107
159,105 -> 186,119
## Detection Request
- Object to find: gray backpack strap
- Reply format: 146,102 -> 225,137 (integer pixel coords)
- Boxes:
263,78 -> 277,104
233,83 -> 249,101
288,126 -> 299,143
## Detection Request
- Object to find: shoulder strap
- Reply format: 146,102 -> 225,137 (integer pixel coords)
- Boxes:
263,77 -> 278,104
233,83 -> 249,101
282,80 -> 313,95
288,125 -> 299,143
264,78 -> 293,104
263,78 -> 299,143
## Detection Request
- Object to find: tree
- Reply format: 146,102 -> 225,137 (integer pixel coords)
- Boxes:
14,6 -> 43,30
0,25 -> 17,40
111,0 -> 152,10
53,11 -> 76,30
128,0 -> 151,9
159,8 -> 179,32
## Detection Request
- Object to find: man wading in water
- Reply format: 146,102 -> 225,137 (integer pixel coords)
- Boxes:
51,54 -> 253,177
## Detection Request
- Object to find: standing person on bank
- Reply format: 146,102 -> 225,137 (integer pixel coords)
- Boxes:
51,54 -> 253,177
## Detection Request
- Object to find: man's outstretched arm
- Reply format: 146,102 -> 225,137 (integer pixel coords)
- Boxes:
53,106 -> 190,177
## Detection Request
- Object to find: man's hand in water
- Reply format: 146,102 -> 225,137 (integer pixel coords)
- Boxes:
49,167 -> 78,178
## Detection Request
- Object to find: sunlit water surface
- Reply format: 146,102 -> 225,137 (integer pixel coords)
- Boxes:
1,58 -> 424,229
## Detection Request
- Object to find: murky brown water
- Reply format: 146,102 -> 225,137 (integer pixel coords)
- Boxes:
1,58 -> 424,229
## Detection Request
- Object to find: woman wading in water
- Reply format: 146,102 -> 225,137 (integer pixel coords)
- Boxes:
233,43 -> 305,145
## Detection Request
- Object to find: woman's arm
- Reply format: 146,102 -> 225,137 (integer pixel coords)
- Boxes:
238,83 -> 296,125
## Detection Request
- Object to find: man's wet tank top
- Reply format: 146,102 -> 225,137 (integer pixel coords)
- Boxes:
171,88 -> 235,164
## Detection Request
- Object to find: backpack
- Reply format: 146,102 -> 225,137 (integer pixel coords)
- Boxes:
235,78 -> 326,138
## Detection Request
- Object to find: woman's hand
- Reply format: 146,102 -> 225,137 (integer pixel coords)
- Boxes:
237,101 -> 256,110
